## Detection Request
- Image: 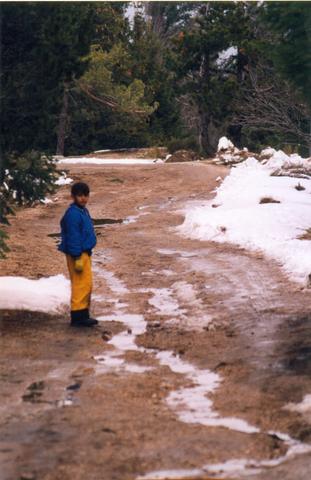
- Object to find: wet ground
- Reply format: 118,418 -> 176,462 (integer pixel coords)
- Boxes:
1,160 -> 311,480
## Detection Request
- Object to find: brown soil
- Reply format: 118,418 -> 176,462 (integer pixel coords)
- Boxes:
1,159 -> 311,480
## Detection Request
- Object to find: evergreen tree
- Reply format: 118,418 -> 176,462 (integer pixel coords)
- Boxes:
1,2 -> 96,157
264,1 -> 311,107
172,1 -> 253,154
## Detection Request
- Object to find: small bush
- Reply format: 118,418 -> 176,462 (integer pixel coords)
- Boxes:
5,150 -> 58,206
0,150 -> 59,258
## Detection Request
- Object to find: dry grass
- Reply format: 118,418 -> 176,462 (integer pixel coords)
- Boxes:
259,197 -> 281,204
295,182 -> 306,191
298,228 -> 311,240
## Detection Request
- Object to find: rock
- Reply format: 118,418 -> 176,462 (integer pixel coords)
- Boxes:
102,331 -> 112,342
148,321 -> 161,329
165,150 -> 200,163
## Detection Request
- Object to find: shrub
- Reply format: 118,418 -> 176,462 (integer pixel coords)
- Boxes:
0,150 -> 59,258
5,150 -> 58,206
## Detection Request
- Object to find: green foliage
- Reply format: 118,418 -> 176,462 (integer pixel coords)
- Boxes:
0,229 -> 10,259
0,150 -> 59,257
2,1 -> 310,165
79,44 -> 156,115
1,2 -> 96,155
0,177 -> 14,259
5,151 -> 58,206
264,1 -> 311,106
170,1 -> 254,153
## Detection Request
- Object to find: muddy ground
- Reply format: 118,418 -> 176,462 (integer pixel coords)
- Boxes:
1,160 -> 311,480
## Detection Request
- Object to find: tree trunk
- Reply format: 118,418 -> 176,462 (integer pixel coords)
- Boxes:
197,54 -> 216,156
56,83 -> 69,156
197,104 -> 210,154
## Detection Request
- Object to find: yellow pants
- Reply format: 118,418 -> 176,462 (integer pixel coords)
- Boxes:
66,252 -> 93,311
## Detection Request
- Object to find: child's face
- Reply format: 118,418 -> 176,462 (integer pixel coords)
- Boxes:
72,194 -> 89,207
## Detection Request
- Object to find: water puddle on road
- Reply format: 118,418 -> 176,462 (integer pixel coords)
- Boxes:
92,217 -> 123,228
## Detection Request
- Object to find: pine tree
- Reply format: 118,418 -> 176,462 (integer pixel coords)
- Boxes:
264,1 -> 311,107
1,2 -> 96,157
172,1 -> 253,154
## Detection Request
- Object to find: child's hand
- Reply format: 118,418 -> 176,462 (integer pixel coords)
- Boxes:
74,257 -> 83,273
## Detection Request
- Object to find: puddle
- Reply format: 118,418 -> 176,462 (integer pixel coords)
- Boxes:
92,218 -> 123,226
282,345 -> 311,374
47,233 -> 60,238
47,219 -> 123,241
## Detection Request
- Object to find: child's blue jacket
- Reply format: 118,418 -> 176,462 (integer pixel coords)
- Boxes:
58,203 -> 97,257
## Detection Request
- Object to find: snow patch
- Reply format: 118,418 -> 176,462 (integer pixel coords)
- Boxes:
156,350 -> 259,434
137,469 -> 203,480
55,173 -> 73,185
179,157 -> 311,284
58,157 -> 159,165
0,275 -> 70,313
216,46 -> 238,67
285,394 -> 311,414
94,314 -> 153,375
147,288 -> 184,317
218,136 -> 234,151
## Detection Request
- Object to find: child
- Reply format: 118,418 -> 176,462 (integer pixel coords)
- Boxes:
58,182 -> 98,327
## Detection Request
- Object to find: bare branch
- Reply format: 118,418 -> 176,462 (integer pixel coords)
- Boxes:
78,82 -> 148,115
233,63 -> 311,146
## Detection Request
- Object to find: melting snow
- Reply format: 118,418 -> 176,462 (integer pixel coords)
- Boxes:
285,394 -> 311,414
156,350 -> 259,434
0,274 -> 70,313
55,174 -> 73,185
179,155 -> 311,284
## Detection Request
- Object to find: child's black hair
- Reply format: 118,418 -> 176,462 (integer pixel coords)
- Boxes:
71,182 -> 90,196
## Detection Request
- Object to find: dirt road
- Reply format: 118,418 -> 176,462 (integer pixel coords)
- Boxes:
1,160 -> 311,480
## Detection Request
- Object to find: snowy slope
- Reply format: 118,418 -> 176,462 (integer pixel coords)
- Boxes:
179,143 -> 311,284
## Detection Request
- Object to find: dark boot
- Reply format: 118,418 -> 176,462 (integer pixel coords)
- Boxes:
71,309 -> 98,327
86,309 -> 99,325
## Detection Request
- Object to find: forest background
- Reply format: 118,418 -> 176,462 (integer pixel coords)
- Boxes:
0,1 -> 310,254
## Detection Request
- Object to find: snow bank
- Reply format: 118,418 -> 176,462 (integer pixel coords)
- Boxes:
179,156 -> 311,284
264,149 -> 311,171
58,157 -> 158,165
218,136 -> 234,151
0,275 -> 70,313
